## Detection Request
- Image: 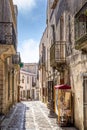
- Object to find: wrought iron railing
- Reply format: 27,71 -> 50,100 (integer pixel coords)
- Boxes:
75,2 -> 87,49
50,41 -> 66,67
12,52 -> 21,64
0,22 -> 16,50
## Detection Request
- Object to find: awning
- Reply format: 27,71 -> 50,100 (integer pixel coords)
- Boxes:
54,84 -> 71,89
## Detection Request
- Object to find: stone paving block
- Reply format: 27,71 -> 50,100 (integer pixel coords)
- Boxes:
39,128 -> 52,130
0,128 -> 7,130
1,119 -> 10,127
0,101 -> 78,130
24,128 -> 36,130
7,128 -> 19,130
24,127 -> 36,129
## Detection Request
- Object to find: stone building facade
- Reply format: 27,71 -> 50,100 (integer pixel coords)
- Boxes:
39,0 -> 87,129
20,63 -> 39,100
39,28 -> 49,103
0,0 -> 20,115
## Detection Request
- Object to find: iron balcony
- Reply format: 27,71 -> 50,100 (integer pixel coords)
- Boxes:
0,22 -> 17,50
75,2 -> 87,52
50,41 -> 66,67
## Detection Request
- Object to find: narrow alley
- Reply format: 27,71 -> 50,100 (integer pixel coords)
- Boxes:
0,101 -> 77,130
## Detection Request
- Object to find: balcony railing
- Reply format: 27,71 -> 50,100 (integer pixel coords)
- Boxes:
75,2 -> 87,51
50,41 -> 66,67
0,22 -> 16,50
12,52 -> 21,64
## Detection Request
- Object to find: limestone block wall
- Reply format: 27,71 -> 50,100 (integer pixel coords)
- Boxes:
46,0 -> 87,130
69,53 -> 87,130
0,0 -> 12,22
3,58 -> 12,114
0,57 -> 19,114
14,71 -> 19,103
66,1 -> 87,129
0,60 -> 4,114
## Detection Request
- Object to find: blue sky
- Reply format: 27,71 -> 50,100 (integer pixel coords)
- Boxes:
13,0 -> 47,63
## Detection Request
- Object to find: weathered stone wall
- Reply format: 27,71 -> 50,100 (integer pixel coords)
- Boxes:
0,0 -> 18,115
0,60 -> 4,113
39,28 -> 48,102
0,0 -> 12,22
69,53 -> 87,130
65,0 -> 87,129
46,0 -> 87,129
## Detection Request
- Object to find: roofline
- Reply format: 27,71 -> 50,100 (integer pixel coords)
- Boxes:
20,70 -> 37,76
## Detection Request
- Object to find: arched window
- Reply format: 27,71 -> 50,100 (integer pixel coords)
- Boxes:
60,15 -> 64,41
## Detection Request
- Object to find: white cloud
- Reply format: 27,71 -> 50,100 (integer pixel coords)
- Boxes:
13,0 -> 36,12
18,39 -> 39,63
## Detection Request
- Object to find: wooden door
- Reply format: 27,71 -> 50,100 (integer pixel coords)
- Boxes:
83,76 -> 87,130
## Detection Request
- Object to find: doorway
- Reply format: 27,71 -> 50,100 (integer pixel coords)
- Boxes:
83,76 -> 87,130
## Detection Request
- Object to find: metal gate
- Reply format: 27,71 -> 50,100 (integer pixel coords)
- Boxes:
83,76 -> 87,130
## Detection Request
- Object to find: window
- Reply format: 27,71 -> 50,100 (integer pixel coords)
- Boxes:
83,76 -> 87,129
60,15 -> 64,41
42,44 -> 46,64
8,72 -> 10,99
83,76 -> 87,103
22,75 -> 24,83
51,24 -> 55,43
27,76 -> 29,83
75,3 -> 87,41
68,15 -> 71,43
32,77 -> 36,87
23,90 -> 25,97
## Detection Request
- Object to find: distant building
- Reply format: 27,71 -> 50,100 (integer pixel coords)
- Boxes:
20,63 -> 39,100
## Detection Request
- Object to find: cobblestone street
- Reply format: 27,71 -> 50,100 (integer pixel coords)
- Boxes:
0,101 -> 77,130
